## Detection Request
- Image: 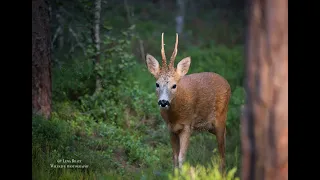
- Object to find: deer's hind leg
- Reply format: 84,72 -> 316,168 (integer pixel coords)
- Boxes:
209,118 -> 226,174
215,121 -> 226,173
213,90 -> 231,173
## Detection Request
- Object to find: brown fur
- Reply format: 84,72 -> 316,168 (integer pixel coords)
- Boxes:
146,33 -> 231,173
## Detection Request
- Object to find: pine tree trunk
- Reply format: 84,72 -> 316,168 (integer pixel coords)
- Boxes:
32,0 -> 52,119
241,0 -> 288,179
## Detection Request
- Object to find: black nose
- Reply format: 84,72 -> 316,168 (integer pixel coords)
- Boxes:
158,100 -> 170,107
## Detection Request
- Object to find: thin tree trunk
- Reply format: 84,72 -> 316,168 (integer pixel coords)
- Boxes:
32,0 -> 52,119
124,0 -> 145,62
241,0 -> 288,179
176,0 -> 185,34
92,0 -> 102,92
56,9 -> 64,50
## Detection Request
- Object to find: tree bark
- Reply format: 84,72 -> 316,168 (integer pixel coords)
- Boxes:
32,0 -> 52,119
241,0 -> 288,179
92,0 -> 102,92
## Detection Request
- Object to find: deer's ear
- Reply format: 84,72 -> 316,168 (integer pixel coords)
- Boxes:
146,54 -> 160,78
176,57 -> 191,77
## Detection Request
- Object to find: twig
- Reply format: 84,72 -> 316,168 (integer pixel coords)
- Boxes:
51,26 -> 61,46
69,27 -> 87,56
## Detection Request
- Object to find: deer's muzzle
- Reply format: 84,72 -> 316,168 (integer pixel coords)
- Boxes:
158,100 -> 170,107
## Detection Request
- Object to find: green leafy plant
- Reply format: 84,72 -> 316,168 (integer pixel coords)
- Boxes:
169,163 -> 240,180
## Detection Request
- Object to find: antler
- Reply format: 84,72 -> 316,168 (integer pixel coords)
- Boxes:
169,33 -> 179,68
161,33 -> 167,67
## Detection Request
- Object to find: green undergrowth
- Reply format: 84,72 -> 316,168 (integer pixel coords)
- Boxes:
32,40 -> 244,179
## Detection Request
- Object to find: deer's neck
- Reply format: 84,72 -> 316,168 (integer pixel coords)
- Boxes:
162,86 -> 190,121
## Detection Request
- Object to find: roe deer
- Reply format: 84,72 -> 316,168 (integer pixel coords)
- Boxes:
145,33 -> 231,172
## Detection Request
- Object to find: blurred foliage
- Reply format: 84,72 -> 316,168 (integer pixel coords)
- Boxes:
169,163 -> 240,180
33,0 -> 245,179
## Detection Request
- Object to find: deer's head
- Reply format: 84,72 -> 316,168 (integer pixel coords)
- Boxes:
146,33 -> 191,109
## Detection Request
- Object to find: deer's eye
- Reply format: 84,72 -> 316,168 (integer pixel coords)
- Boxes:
156,83 -> 159,88
172,84 -> 177,89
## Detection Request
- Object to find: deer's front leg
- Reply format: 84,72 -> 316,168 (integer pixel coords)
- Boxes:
178,126 -> 191,168
170,132 -> 180,168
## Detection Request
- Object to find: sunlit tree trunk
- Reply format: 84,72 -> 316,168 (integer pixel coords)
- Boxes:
32,0 -> 52,119
241,0 -> 288,179
92,0 -> 102,92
